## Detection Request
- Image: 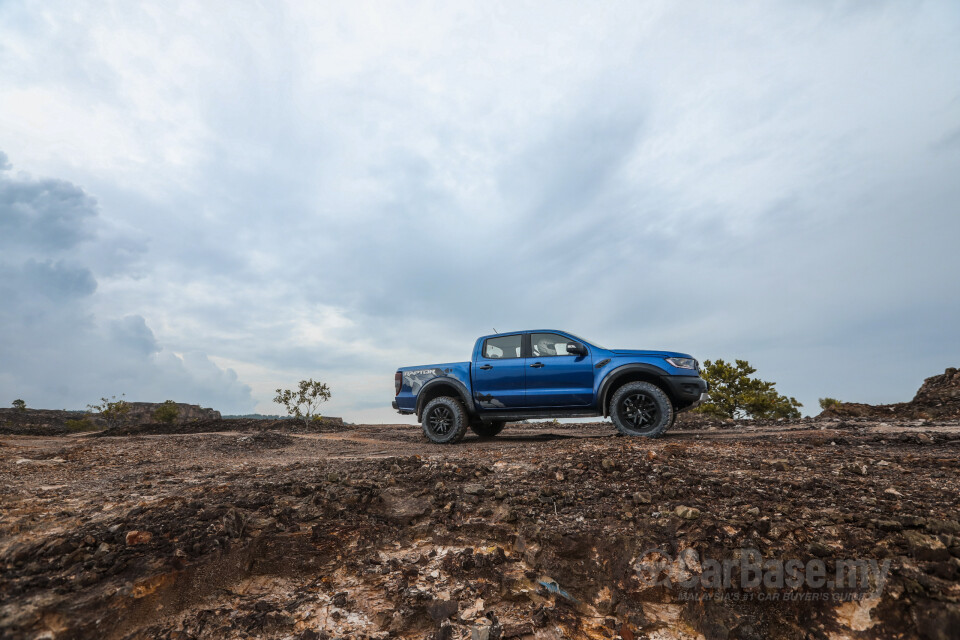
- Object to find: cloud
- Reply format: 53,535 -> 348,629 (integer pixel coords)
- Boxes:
0,154 -> 254,412
0,1 -> 958,420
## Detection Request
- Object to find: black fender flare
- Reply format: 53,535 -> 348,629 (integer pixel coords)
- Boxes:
415,377 -> 475,419
597,363 -> 670,417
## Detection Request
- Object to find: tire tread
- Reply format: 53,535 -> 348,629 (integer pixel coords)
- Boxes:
610,381 -> 674,438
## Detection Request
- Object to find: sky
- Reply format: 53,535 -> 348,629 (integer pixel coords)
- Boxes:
1,1 -> 959,423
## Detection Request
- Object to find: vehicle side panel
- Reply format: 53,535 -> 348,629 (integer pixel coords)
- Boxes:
394,362 -> 472,413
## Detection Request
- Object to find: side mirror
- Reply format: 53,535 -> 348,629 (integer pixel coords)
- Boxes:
566,342 -> 587,356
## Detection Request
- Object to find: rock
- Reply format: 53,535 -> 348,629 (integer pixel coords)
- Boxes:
766,459 -> 789,471
807,541 -> 833,557
374,488 -> 430,524
125,530 -> 152,546
501,622 -> 534,638
877,520 -> 903,532
883,488 -> 903,498
471,625 -> 491,640
745,506 -> 760,517
431,624 -> 454,640
460,598 -> 485,620
674,505 -> 701,520
632,492 -> 652,505
463,484 -> 484,496
426,597 -> 458,623
911,601 -> 960,640
601,458 -> 616,470
903,530 -> 950,561
125,401 -> 221,424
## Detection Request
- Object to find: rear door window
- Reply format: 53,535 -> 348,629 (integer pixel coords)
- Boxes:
482,335 -> 522,359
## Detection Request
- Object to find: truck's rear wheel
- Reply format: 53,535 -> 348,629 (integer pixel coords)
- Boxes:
470,421 -> 505,438
421,396 -> 469,444
610,381 -> 674,437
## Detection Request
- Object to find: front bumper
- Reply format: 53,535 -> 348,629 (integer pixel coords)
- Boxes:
688,392 -> 710,410
661,375 -> 709,409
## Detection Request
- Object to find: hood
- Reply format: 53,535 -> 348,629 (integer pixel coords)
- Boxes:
610,349 -> 694,359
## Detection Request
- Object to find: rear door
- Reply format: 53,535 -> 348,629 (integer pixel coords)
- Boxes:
472,334 -> 527,409
524,332 -> 594,407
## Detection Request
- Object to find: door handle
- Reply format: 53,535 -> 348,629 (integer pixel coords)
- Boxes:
479,364 -> 493,370
530,362 -> 544,368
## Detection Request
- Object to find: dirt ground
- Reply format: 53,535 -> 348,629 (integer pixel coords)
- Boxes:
1,418 -> 959,640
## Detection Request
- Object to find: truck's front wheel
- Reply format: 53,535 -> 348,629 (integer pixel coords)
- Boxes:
610,381 -> 674,437
470,421 -> 505,438
421,396 -> 469,444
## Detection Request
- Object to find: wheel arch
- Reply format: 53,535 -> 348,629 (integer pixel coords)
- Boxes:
598,364 -> 673,417
416,379 -> 474,420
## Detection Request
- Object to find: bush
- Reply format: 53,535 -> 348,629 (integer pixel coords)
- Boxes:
87,395 -> 130,429
65,418 -> 99,432
819,397 -> 841,410
274,379 -> 331,426
12,399 -> 26,411
695,359 -> 802,420
153,400 -> 180,424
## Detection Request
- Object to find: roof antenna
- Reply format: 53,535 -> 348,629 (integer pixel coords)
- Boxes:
493,327 -> 498,333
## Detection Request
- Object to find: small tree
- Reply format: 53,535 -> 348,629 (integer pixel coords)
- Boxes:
87,395 -> 130,429
274,379 -> 331,425
695,359 -> 802,420
153,400 -> 180,424
819,397 -> 841,410
12,399 -> 26,411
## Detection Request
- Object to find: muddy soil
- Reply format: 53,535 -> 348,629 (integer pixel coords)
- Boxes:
2,420 -> 958,640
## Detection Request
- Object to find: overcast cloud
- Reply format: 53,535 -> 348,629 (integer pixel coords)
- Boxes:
1,1 -> 958,422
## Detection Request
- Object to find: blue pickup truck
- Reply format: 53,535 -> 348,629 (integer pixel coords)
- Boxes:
393,330 -> 708,443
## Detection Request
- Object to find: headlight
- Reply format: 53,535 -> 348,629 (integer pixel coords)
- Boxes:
665,357 -> 697,370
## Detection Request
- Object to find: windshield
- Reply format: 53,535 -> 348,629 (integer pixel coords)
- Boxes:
566,332 -> 607,350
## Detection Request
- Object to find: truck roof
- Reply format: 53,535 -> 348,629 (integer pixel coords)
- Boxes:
477,329 -> 576,340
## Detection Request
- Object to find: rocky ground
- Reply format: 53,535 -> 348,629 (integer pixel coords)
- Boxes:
1,416 -> 958,640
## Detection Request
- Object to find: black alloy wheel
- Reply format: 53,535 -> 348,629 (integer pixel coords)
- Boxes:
620,392 -> 661,430
420,396 -> 469,444
610,381 -> 674,437
428,405 -> 454,435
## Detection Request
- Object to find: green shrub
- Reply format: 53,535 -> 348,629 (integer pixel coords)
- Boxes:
819,397 -> 841,410
86,395 -> 130,429
65,418 -> 99,432
12,399 -> 26,411
153,400 -> 179,424
275,379 -> 332,426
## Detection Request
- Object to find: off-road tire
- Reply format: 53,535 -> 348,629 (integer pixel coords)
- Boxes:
470,420 -> 505,438
610,381 -> 674,437
421,396 -> 469,444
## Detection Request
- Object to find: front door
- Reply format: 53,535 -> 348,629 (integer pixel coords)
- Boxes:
525,332 -> 594,407
472,334 -> 527,409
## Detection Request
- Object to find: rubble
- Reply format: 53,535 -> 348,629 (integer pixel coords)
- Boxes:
1,417 -> 958,639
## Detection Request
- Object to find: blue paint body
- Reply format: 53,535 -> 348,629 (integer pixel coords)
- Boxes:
393,330 -> 707,420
